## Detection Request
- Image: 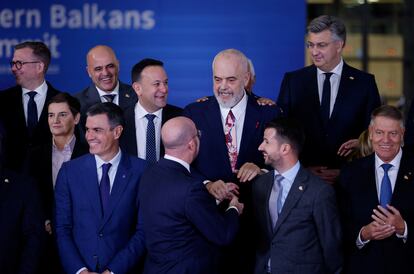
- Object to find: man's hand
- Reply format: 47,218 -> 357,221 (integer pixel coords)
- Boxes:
372,205 -> 406,235
229,195 -> 244,215
196,96 -> 208,103
45,220 -> 52,235
337,139 -> 359,157
236,162 -> 263,183
256,97 -> 275,106
308,166 -> 340,184
205,180 -> 239,201
79,270 -> 98,274
102,270 -> 111,274
361,221 -> 395,241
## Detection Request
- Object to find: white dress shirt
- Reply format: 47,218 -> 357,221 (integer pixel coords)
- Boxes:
316,59 -> 343,116
22,80 -> 48,123
218,91 -> 248,153
134,101 -> 163,161
96,81 -> 120,105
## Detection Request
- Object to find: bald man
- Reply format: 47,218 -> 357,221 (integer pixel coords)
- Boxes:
75,45 -> 137,133
139,117 -> 243,274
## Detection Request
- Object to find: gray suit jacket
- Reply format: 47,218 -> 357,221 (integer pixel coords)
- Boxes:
252,166 -> 342,274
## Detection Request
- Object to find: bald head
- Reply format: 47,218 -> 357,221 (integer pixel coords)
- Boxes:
162,117 -> 199,163
86,45 -> 120,92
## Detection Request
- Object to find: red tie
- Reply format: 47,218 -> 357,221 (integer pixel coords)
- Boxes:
225,110 -> 238,172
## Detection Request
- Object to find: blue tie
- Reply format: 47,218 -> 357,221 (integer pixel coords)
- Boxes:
145,114 -> 157,163
380,163 -> 392,207
27,91 -> 38,134
102,94 -> 116,103
100,163 -> 112,214
270,174 -> 284,229
321,72 -> 333,129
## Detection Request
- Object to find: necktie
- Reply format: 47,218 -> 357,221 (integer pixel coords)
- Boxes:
145,114 -> 157,163
270,174 -> 284,229
27,91 -> 38,134
100,163 -> 112,214
380,163 -> 393,207
225,110 -> 238,172
321,72 -> 333,129
102,94 -> 116,103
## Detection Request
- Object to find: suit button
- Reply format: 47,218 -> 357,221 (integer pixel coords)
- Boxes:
93,255 -> 97,259
99,233 -> 103,237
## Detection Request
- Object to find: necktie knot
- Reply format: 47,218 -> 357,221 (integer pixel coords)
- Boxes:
324,72 -> 333,80
28,91 -> 37,99
103,94 -> 116,103
274,174 -> 284,187
381,163 -> 392,173
226,110 -> 235,126
145,113 -> 156,122
102,163 -> 112,174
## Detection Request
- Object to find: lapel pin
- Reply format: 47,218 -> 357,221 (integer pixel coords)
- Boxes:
404,175 -> 409,180
122,174 -> 126,179
299,185 -> 303,191
125,94 -> 130,98
349,76 -> 354,80
4,178 -> 9,183
256,122 -> 259,128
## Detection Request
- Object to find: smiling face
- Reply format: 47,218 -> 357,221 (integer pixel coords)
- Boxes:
369,116 -> 404,163
11,47 -> 44,90
86,46 -> 119,92
307,29 -> 343,72
258,128 -> 284,169
48,102 -> 79,138
85,113 -> 122,161
132,65 -> 168,113
213,53 -> 249,108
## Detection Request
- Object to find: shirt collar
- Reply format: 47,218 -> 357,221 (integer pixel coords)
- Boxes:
52,135 -> 76,152
317,58 -> 343,77
164,154 -> 190,172
135,100 -> 163,119
22,80 -> 48,96
219,90 -> 248,121
96,81 -> 120,97
274,160 -> 301,183
374,148 -> 402,170
95,148 -> 122,169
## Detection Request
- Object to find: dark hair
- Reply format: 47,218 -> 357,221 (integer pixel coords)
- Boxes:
131,58 -> 164,83
86,102 -> 125,128
47,93 -> 81,116
370,105 -> 404,127
307,15 -> 346,46
15,41 -> 51,72
265,117 -> 305,155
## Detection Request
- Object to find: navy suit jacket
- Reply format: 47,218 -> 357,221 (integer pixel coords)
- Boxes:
74,81 -> 137,131
252,166 -> 343,274
0,168 -> 46,274
405,99 -> 414,153
338,153 -> 414,274
139,158 -> 239,274
0,82 -> 60,170
183,94 -> 282,183
55,152 -> 147,274
278,63 -> 380,168
121,104 -> 182,158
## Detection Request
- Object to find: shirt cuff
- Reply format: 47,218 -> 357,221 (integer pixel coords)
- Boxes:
226,206 -> 239,214
356,227 -> 370,249
396,221 -> 408,243
76,267 -> 87,274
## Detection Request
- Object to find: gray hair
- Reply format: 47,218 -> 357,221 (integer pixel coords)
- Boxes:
307,15 -> 346,45
212,48 -> 249,73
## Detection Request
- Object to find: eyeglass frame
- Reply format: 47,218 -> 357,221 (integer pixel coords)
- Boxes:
305,40 -> 338,50
9,60 -> 41,70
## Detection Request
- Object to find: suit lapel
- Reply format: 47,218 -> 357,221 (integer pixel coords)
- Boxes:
12,87 -> 28,135
101,153 -> 132,226
262,172 -> 276,235
361,155 -> 380,206
238,96 -> 259,167
330,63 -> 351,122
80,155 -> 103,218
86,85 -> 102,105
392,152 -> 414,204
273,167 -> 307,235
304,66 -> 324,128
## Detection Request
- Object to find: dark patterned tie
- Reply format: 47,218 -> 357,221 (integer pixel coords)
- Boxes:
380,163 -> 392,207
321,72 -> 333,129
100,163 -> 112,214
27,91 -> 38,134
145,114 -> 157,163
225,110 -> 238,172
102,94 -> 116,103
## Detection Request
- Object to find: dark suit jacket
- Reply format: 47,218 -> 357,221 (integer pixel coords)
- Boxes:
74,81 -> 137,130
0,167 -> 46,274
0,82 -> 60,171
139,158 -> 239,274
338,153 -> 414,274
278,63 -> 380,168
120,104 -> 182,158
55,152 -> 147,274
183,94 -> 282,183
405,99 -> 414,153
25,138 -> 88,221
252,166 -> 342,274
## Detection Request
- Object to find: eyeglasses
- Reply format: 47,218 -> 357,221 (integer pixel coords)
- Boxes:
193,130 -> 202,139
306,41 -> 335,50
9,60 -> 40,70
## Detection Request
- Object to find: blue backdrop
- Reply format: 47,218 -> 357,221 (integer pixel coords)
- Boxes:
0,0 -> 306,107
